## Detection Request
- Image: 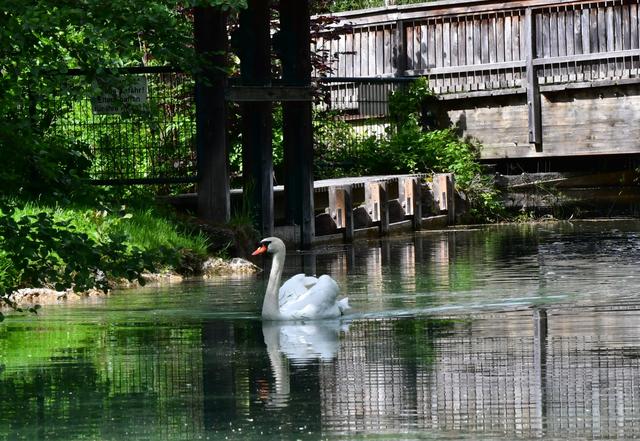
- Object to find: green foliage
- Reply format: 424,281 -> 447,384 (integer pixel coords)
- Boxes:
0,204 -> 159,297
1,0 -> 244,203
0,200 -> 211,309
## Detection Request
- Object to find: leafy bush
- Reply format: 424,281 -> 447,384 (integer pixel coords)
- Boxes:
0,204 -> 164,297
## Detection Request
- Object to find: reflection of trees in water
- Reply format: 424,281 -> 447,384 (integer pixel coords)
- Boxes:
0,323 -> 206,440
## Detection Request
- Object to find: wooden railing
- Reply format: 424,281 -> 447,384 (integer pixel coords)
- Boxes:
313,0 -> 640,152
316,0 -> 640,92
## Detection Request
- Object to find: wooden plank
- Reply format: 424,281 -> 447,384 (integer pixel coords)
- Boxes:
573,8 -> 582,55
497,13 -> 505,62
621,4 -> 630,51
353,31 -> 361,77
421,23 -> 429,69
550,9 -> 559,59
409,23 -> 418,70
606,5 -> 615,52
443,18 -> 451,91
406,22 -> 415,69
465,16 -> 474,66
505,13 -> 514,85
384,27 -> 393,74
488,14 -> 497,64
436,19 -> 444,67
345,32 -> 353,77
324,0 -> 614,25
376,28 -> 384,75
581,6 -> 590,54
226,86 -> 312,102
513,11 -> 521,61
456,17 -> 465,63
361,30 -> 369,76
542,10 -> 551,58
443,18 -> 451,67
481,15 -> 489,64
532,48 -> 640,66
473,15 -> 482,66
429,19 -> 438,68
406,59 -> 525,76
368,27 -> 377,75
631,4 -> 639,50
395,20 -> 407,75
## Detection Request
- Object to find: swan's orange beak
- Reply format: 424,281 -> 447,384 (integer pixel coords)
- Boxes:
251,244 -> 268,256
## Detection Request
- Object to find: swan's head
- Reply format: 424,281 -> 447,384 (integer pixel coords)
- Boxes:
251,237 -> 286,256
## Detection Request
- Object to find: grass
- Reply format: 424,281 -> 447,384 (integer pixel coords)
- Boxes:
10,202 -> 210,270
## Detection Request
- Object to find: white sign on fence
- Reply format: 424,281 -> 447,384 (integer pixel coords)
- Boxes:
91,76 -> 148,115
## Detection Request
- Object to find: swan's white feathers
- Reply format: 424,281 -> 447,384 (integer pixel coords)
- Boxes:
256,236 -> 349,320
278,274 -> 341,320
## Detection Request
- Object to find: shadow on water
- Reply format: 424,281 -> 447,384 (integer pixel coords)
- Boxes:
2,220 -> 640,440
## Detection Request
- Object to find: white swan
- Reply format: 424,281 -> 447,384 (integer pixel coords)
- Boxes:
252,237 -> 350,320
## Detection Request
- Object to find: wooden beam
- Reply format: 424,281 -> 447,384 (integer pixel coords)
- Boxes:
525,8 -> 543,150
225,86 -> 313,102
239,0 -> 273,237
532,48 -> 640,66
280,0 -> 315,248
320,0 -> 604,25
194,7 -> 230,223
404,59 -> 526,77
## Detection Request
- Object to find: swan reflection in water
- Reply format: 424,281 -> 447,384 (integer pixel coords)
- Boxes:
259,320 -> 348,407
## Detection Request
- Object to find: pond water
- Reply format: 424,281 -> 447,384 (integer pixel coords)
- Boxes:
2,220 -> 640,440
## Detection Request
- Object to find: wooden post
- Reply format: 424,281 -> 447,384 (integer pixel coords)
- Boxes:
328,186 -> 346,229
525,8 -> 543,151
194,7 -> 230,223
280,0 -> 315,248
395,19 -> 408,76
328,185 -> 353,242
379,182 -> 390,236
400,177 -> 422,230
239,0 -> 273,237
434,173 -> 455,225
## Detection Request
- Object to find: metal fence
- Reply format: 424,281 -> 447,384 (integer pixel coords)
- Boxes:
52,67 -> 197,185
49,64 -> 415,185
314,76 -> 416,177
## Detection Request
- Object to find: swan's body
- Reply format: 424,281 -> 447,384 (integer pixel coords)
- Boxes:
252,237 -> 350,320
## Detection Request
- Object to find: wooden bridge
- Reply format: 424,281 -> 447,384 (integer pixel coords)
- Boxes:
315,0 -> 640,164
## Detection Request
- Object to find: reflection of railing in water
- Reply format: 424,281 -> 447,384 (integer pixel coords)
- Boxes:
315,306 -> 640,438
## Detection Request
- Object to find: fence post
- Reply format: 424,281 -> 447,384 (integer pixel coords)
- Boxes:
525,8 -> 543,151
194,6 -> 230,223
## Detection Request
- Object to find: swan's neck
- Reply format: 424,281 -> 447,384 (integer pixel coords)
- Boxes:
263,249 -> 285,320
